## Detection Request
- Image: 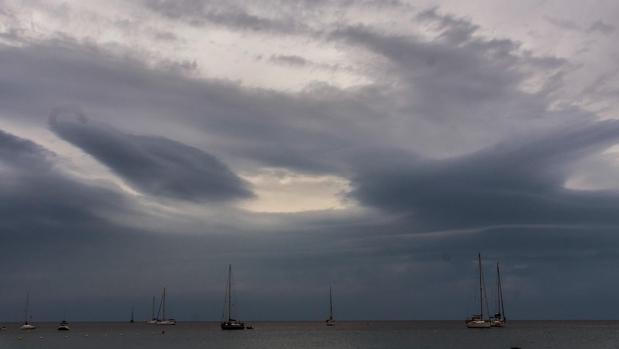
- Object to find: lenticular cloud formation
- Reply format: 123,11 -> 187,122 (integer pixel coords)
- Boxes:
50,109 -> 254,203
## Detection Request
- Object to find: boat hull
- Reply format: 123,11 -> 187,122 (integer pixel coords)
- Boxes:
465,320 -> 492,328
491,320 -> 506,327
57,326 -> 70,331
221,321 -> 245,330
156,320 -> 176,325
20,324 -> 36,330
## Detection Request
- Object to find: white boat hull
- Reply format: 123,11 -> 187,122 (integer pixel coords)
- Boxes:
156,320 -> 176,325
20,324 -> 37,330
491,319 -> 506,327
466,320 -> 491,328
221,321 -> 245,330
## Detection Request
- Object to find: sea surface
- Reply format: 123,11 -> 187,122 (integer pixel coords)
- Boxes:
1,321 -> 618,349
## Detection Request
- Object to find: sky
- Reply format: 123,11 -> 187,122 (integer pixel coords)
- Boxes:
1,0 -> 619,321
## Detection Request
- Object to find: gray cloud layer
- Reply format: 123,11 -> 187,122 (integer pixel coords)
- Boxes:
351,120 -> 619,231
2,2 -> 619,321
50,110 -> 253,202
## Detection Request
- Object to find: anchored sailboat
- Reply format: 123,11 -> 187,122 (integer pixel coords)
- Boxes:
156,288 -> 176,325
465,253 -> 491,328
221,264 -> 245,330
57,319 -> 70,331
491,262 -> 506,327
19,292 -> 36,330
325,285 -> 335,326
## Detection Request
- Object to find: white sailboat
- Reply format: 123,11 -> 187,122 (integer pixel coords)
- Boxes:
491,262 -> 506,327
156,288 -> 176,325
465,253 -> 491,328
221,264 -> 245,330
19,293 -> 36,330
325,285 -> 335,326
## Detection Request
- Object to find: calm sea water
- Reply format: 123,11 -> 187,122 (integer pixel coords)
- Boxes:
1,321 -> 618,349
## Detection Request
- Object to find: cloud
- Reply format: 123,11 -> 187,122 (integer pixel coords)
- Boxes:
269,54 -> 309,67
0,127 -> 141,268
144,0 -> 312,34
350,120 -> 619,231
588,20 -> 615,35
543,15 -> 581,31
50,109 -> 254,202
3,2 -> 619,321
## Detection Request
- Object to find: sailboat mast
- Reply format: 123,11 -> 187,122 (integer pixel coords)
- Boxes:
477,253 -> 483,319
496,263 -> 500,317
162,288 -> 166,321
329,285 -> 333,320
152,296 -> 155,320
227,264 -> 232,321
498,262 -> 505,320
24,292 -> 30,323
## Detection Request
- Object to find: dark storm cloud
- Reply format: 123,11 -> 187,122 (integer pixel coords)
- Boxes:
350,120 -> 619,231
0,128 -> 130,228
0,127 -> 144,284
50,110 -> 253,202
3,3 -> 619,321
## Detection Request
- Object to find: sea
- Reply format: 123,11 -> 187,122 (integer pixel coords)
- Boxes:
1,321 -> 618,349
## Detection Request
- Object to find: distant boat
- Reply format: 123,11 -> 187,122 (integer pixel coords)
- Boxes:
491,262 -> 506,327
19,293 -> 36,330
221,264 -> 245,330
130,306 -> 135,323
57,319 -> 70,331
465,253 -> 491,328
156,288 -> 176,325
325,285 -> 335,326
146,296 -> 157,324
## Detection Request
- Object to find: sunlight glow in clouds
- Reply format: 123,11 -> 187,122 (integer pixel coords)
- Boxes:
241,169 -> 352,213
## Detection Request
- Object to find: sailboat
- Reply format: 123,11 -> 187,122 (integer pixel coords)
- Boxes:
146,296 -> 157,324
491,262 -> 506,327
156,288 -> 176,325
57,309 -> 71,331
130,306 -> 135,323
19,293 -> 36,330
325,285 -> 335,326
57,319 -> 70,331
465,253 -> 491,328
221,264 -> 245,330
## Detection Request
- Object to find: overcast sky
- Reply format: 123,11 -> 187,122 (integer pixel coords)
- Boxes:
2,0 -> 619,322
